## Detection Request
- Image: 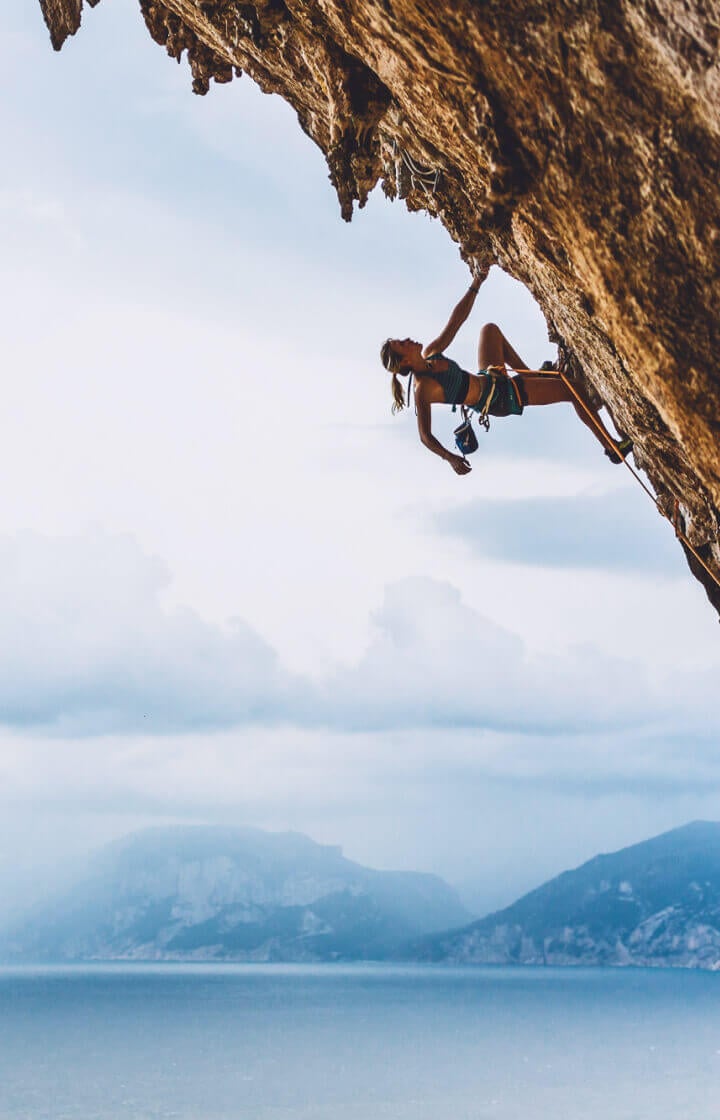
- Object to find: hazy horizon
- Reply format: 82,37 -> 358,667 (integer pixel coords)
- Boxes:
2,814 -> 718,930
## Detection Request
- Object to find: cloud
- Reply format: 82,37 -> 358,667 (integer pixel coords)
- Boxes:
0,531 -> 711,741
0,530 -> 300,734
318,577 -> 693,735
433,488 -> 684,573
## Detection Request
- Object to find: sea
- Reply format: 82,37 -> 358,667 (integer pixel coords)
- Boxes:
0,963 -> 718,1119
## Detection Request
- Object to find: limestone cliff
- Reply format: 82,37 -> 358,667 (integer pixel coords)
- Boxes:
1,826 -> 470,961
40,0 -> 720,611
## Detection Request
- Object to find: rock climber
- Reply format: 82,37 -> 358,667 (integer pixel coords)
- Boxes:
380,279 -> 633,475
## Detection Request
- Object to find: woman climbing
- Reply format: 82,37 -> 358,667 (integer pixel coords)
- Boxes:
380,280 -> 633,475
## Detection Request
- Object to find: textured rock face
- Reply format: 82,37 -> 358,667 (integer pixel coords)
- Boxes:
40,0 -> 720,611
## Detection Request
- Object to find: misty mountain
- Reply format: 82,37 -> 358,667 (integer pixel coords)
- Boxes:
0,826 -> 471,962
409,821 -> 720,969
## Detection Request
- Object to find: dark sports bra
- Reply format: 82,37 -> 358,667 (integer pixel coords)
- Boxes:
420,354 -> 470,406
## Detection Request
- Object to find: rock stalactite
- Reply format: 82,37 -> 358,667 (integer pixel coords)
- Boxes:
39,0 -> 720,613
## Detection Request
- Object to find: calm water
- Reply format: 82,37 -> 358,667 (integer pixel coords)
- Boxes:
0,964 -> 719,1119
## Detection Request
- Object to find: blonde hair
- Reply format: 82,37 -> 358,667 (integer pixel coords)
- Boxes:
380,339 -> 407,414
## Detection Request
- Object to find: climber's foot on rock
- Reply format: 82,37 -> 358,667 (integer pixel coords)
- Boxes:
604,436 -> 633,464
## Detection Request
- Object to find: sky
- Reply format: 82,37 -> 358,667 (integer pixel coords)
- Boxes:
1,1 -> 718,919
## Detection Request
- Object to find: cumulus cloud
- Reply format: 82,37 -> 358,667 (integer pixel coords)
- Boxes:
318,577 -> 695,735
433,489 -> 684,573
0,530 -> 300,734
0,532 -> 713,740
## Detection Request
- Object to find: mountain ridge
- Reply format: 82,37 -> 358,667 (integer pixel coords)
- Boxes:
7,821 -> 720,969
408,821 -> 720,969
0,824 -> 470,963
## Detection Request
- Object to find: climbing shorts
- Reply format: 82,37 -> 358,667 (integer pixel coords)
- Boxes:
474,370 -> 526,418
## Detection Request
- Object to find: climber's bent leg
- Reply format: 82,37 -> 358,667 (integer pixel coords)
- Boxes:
478,323 -> 527,372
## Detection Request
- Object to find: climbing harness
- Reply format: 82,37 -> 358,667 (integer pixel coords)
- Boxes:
464,368 -> 522,434
475,375 -> 497,429
513,365 -> 720,594
450,368 -> 521,453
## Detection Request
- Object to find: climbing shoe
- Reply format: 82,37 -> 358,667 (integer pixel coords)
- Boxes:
604,437 -> 634,464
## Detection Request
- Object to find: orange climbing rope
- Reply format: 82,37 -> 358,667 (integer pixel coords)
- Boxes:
506,365 -> 720,593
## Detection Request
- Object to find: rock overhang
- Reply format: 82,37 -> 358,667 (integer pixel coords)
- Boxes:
39,0 -> 720,613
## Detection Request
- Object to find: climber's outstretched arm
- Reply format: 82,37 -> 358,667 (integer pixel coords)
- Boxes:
416,398 -> 472,475
422,280 -> 481,358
